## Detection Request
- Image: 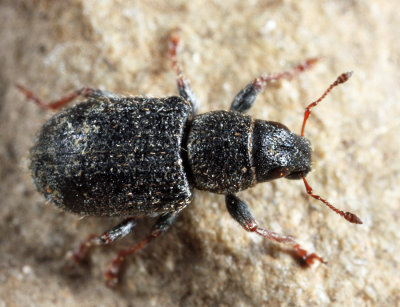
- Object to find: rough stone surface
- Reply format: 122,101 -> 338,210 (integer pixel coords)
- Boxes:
1,0 -> 399,306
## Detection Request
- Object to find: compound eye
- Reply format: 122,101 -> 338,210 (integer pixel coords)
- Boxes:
269,121 -> 290,131
285,171 -> 304,180
265,167 -> 292,181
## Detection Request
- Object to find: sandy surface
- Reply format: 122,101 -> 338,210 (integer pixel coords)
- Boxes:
1,1 -> 399,306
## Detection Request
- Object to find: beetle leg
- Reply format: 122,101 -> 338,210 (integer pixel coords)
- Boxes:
230,58 -> 320,113
105,210 -> 182,287
16,84 -> 118,110
67,217 -> 137,266
225,194 -> 326,265
169,28 -> 199,116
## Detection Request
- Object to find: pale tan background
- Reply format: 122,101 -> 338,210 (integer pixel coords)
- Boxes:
1,0 -> 399,306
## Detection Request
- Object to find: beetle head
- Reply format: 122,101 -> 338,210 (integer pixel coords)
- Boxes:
252,120 -> 312,183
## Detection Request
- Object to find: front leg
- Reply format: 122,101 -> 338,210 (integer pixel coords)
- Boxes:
225,194 -> 326,265
229,58 -> 319,113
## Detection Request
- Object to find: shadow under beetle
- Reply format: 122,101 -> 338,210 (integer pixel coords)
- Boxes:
17,29 -> 362,286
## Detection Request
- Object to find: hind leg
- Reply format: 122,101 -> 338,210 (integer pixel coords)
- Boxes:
16,84 -> 118,110
67,217 -> 138,265
105,210 -> 182,286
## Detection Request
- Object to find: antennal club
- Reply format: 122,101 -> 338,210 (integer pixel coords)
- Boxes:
300,72 -> 362,224
302,174 -> 362,224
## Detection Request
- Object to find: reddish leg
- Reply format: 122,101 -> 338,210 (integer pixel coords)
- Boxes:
105,210 -> 181,287
67,218 -> 137,266
169,28 -> 199,115
230,58 -> 320,113
225,194 -> 326,265
16,84 -> 118,110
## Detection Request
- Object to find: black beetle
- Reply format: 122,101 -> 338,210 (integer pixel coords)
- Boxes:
17,30 -> 362,285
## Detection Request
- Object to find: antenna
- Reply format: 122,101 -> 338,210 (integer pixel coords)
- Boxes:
300,72 -> 362,224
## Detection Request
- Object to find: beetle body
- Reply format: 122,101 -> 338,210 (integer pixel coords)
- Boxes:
31,96 -> 312,217
20,31 -> 360,285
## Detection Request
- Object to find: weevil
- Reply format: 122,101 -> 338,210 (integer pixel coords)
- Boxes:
17,30 -> 362,286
